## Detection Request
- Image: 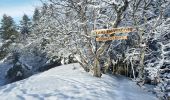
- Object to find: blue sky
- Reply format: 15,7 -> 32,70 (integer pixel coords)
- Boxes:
0,0 -> 42,24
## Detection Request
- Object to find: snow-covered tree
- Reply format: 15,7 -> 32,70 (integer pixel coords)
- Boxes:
28,0 -> 132,77
33,8 -> 40,25
0,14 -> 19,60
19,14 -> 32,41
0,14 -> 18,41
26,1 -> 169,91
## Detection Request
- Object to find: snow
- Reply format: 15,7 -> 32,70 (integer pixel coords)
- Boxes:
0,63 -> 158,100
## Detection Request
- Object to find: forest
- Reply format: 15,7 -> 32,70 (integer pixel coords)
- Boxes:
0,0 -> 169,100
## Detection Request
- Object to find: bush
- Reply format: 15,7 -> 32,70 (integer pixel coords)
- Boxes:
5,52 -> 25,83
6,62 -> 25,82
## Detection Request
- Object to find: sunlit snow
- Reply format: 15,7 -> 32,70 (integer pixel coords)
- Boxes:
0,63 -> 157,100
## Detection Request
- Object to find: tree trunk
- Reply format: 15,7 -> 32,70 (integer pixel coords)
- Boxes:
93,57 -> 102,77
138,47 -> 145,80
104,56 -> 111,74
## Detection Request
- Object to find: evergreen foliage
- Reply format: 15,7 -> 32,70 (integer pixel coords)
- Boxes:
0,14 -> 18,41
19,14 -> 31,40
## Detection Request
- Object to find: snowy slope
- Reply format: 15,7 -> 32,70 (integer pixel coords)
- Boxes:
0,63 -> 158,100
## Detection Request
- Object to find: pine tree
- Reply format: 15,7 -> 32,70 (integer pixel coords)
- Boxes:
0,14 -> 18,41
41,3 -> 48,15
33,8 -> 40,24
32,8 -> 40,36
0,14 -> 18,59
20,14 -> 31,40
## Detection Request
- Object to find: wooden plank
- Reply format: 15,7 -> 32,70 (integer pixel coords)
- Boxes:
96,36 -> 127,41
93,27 -> 133,34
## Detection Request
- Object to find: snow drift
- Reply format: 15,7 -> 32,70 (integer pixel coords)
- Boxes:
0,63 -> 158,100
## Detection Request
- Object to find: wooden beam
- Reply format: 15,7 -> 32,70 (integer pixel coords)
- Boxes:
96,36 -> 127,41
93,27 -> 133,34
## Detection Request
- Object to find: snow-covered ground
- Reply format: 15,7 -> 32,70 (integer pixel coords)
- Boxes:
0,63 -> 158,100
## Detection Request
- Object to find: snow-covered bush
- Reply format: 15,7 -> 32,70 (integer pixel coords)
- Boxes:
5,52 -> 25,83
6,62 -> 25,83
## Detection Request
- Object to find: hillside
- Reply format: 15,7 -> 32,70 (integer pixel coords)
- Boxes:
0,63 -> 158,100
